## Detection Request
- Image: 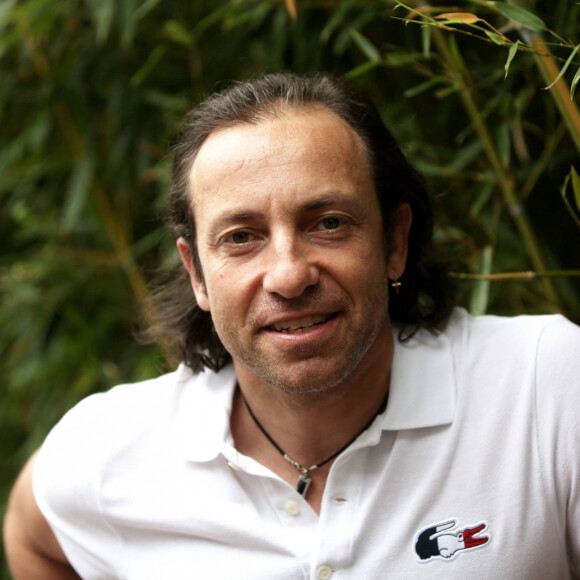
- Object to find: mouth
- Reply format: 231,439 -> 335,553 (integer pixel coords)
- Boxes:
268,313 -> 336,334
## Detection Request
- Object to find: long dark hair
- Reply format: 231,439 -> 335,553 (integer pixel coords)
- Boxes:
145,72 -> 457,372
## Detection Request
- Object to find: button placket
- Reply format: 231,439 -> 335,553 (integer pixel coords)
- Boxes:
312,449 -> 368,579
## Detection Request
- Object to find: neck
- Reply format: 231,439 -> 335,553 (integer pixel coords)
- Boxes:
241,386 -> 389,498
230,324 -> 394,484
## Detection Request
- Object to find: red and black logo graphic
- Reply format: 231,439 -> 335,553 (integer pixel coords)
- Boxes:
415,519 -> 489,561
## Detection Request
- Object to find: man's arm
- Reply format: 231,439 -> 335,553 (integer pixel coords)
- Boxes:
3,451 -> 81,580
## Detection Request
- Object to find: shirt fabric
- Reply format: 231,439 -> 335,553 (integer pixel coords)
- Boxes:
33,308 -> 580,579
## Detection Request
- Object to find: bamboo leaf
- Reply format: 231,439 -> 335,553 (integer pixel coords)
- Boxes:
544,44 -> 580,90
437,12 -> 482,25
505,40 -> 519,78
321,0 -> 355,43
130,45 -> 166,87
132,0 -> 164,23
62,156 -> 94,232
334,11 -> 375,56
223,5 -> 271,29
196,4 -> 234,33
164,20 -> 195,47
350,29 -> 381,62
491,2 -> 546,31
572,166 -> 580,212
469,178 -> 495,217
385,52 -> 426,66
90,0 -> 116,43
403,76 -> 448,98
345,60 -> 381,79
571,66 -> 580,99
119,0 -> 139,46
560,167 -> 580,230
448,34 -> 466,72
485,30 -> 510,46
435,84 -> 460,99
447,140 -> 485,172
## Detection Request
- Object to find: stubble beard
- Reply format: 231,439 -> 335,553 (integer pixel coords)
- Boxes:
212,282 -> 390,398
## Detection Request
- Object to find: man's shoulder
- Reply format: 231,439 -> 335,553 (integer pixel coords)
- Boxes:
39,364 -> 237,463
443,306 -> 577,348
418,307 -> 580,387
442,308 -> 580,398
394,307 -> 576,363
34,364 -> 237,501
78,363 -> 234,413
65,365 -> 194,427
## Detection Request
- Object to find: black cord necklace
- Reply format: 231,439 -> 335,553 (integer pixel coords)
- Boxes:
241,390 -> 389,499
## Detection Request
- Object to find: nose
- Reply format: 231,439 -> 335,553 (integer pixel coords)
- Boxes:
262,235 -> 319,299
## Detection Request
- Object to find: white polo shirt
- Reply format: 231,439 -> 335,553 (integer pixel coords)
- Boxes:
34,309 -> 580,579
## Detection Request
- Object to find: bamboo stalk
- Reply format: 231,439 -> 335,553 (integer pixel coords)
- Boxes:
285,0 -> 298,21
520,122 -> 567,201
529,35 -> 580,155
431,28 -> 560,308
452,269 -> 580,281
507,0 -> 580,157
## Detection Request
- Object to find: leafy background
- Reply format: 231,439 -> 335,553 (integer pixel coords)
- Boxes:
1,0 -> 579,574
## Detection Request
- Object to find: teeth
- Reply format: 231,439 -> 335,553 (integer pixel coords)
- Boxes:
271,314 -> 330,334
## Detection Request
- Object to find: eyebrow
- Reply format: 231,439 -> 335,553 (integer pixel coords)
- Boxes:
299,192 -> 362,213
206,211 -> 264,239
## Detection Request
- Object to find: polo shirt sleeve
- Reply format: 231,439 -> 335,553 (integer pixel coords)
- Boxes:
535,315 -> 580,574
33,393 -> 122,580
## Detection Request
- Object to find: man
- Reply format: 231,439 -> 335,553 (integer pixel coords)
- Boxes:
4,73 -> 580,579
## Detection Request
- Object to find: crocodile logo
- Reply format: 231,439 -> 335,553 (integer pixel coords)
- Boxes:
415,519 -> 489,561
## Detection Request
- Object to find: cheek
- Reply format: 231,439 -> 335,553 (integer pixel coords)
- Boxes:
343,236 -> 387,281
203,262 -> 258,315
325,253 -> 388,306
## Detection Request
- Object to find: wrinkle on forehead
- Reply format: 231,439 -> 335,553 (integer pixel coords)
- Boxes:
188,108 -> 371,206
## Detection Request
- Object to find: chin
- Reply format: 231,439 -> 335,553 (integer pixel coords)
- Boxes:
253,357 -> 363,397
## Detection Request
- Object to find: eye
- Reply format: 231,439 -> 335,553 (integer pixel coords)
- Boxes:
224,230 -> 253,244
317,216 -> 347,231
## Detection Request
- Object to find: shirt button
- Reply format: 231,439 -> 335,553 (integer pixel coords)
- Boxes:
316,564 -> 333,579
284,499 -> 300,516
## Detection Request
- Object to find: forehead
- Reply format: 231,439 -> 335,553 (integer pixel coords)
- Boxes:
190,108 -> 374,226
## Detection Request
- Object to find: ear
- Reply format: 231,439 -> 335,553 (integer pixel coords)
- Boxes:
176,237 -> 211,312
387,203 -> 413,279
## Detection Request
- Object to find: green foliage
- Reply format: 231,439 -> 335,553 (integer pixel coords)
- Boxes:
562,166 -> 580,229
1,0 -> 579,574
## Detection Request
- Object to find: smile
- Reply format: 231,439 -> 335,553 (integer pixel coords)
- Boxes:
269,314 -> 335,334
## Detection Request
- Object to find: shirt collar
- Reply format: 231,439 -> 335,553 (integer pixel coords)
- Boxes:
381,324 -> 456,430
177,364 -> 237,463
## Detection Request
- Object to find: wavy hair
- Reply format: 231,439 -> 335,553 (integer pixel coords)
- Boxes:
145,72 -> 457,372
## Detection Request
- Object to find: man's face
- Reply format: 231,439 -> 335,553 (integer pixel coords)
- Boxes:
180,108 -> 407,395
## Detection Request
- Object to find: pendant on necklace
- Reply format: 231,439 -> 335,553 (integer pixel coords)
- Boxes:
296,473 -> 312,497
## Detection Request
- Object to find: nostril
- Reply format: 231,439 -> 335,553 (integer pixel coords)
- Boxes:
263,260 -> 320,299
